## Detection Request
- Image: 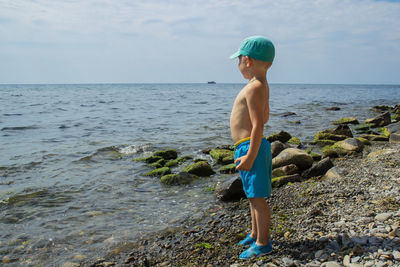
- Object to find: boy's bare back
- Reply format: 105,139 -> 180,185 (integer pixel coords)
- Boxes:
230,79 -> 270,143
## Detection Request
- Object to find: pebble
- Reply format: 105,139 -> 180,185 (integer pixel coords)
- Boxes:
375,212 -> 392,222
321,261 -> 340,267
393,250 -> 400,260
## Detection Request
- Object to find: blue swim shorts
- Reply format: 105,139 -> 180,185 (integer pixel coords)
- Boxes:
234,137 -> 272,198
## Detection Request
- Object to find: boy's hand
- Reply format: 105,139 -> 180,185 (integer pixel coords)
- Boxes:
235,155 -> 254,171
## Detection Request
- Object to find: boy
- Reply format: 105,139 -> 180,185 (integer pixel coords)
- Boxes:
229,36 -> 274,259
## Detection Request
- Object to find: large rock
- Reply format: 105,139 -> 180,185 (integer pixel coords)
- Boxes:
272,164 -> 299,178
387,121 -> 400,133
359,134 -> 389,141
153,149 -> 178,160
332,117 -> 359,125
271,174 -> 302,187
267,130 -> 292,143
182,161 -> 215,176
330,124 -> 353,137
143,167 -> 171,177
215,176 -> 246,201
332,138 -> 364,154
389,132 -> 400,143
272,148 -> 314,170
160,173 -> 198,185
314,131 -> 348,141
271,141 -> 286,158
322,167 -> 342,181
365,111 -> 391,128
302,157 -> 334,178
218,163 -> 237,174
209,149 -> 234,164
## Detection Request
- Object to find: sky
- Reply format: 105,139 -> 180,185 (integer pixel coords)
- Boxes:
0,0 -> 399,84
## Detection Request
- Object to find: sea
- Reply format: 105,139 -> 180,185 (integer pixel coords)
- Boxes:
0,83 -> 399,266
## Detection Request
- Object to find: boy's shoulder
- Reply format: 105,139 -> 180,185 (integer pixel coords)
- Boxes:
242,79 -> 267,96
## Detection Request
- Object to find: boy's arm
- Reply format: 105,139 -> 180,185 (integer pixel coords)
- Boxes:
235,82 -> 267,171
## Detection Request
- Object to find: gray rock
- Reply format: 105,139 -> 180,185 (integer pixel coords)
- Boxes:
272,164 -> 299,178
272,148 -> 314,170
271,174 -> 303,187
281,257 -> 295,267
215,176 -> 245,201
182,161 -> 215,176
321,262 -> 340,267
375,212 -> 392,222
322,167 -> 342,181
331,124 -> 353,137
389,131 -> 400,143
302,157 -> 334,178
393,250 -> 400,260
365,111 -> 391,127
271,141 -> 286,158
334,138 -> 364,154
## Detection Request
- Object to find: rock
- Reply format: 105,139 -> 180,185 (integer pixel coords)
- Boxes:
326,107 -> 340,111
160,173 -> 198,185
310,152 -> 322,161
375,212 -> 392,222
314,131 -> 348,142
392,114 -> 400,122
302,157 -> 334,178
332,138 -> 364,154
272,164 -> 299,178
271,174 -> 302,187
311,139 -> 337,146
209,149 -> 234,164
164,159 -> 179,167
271,141 -> 286,158
143,167 -> 171,177
218,163 -> 237,174
281,257 -> 295,267
134,155 -> 163,163
322,167 -> 341,181
367,149 -> 397,159
393,250 -> 400,260
343,255 -> 350,266
371,105 -> 391,112
267,130 -> 292,143
182,161 -> 215,176
153,149 -> 178,160
355,137 -> 371,146
321,262 -> 340,267
359,134 -> 389,141
333,117 -> 359,125
281,112 -> 296,117
365,111 -> 391,127
322,146 -> 338,158
287,136 -> 301,147
272,148 -> 314,170
387,122 -> 400,143
215,176 -> 246,201
331,124 -> 353,137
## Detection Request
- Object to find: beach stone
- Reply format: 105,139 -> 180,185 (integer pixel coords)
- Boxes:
331,124 -> 353,137
272,164 -> 299,178
393,250 -> 400,260
343,255 -> 350,266
209,149 -> 234,164
367,149 -> 397,159
333,117 -> 359,125
267,130 -> 292,143
182,161 -> 215,176
153,149 -> 178,160
321,262 -> 340,267
375,212 -> 392,222
314,131 -> 348,142
272,174 -> 302,188
355,137 -> 371,146
333,138 -> 364,154
134,155 -> 163,163
365,111 -> 391,127
322,167 -> 342,181
302,157 -> 334,178
281,257 -> 295,266
216,176 -> 246,201
327,106 -> 340,111
143,167 -> 171,177
218,163 -> 237,174
272,148 -> 314,170
287,136 -> 301,147
271,141 -> 286,158
160,173 -> 198,185
389,131 -> 400,143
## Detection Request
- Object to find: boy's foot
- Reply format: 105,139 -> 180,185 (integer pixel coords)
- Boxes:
237,233 -> 256,246
239,240 -> 272,259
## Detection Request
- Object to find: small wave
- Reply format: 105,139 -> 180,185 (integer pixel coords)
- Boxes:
3,113 -> 23,116
118,144 -> 152,155
1,125 -> 39,131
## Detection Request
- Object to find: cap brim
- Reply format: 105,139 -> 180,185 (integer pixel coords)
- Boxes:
229,51 -> 240,59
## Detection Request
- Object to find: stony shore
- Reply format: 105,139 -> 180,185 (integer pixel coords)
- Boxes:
82,140 -> 400,267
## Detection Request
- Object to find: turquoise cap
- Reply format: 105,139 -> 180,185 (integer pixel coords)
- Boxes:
230,36 -> 275,62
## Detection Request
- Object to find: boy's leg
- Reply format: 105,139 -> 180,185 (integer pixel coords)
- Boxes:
249,201 -> 257,238
249,197 -> 270,246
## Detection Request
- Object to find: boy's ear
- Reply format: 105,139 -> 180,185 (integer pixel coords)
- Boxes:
245,56 -> 253,67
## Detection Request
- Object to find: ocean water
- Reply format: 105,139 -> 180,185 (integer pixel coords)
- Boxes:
0,83 -> 398,265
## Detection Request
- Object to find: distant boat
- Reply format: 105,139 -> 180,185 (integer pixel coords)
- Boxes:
207,81 -> 216,84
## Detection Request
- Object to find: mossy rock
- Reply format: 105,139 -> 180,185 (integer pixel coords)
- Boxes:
164,156 -> 192,167
356,137 -> 371,146
267,131 -> 292,143
209,149 -> 234,164
218,163 -> 237,174
182,161 -> 215,177
314,131 -> 348,141
310,152 -> 322,161
143,167 -> 171,177
153,149 -> 178,160
310,139 -> 336,146
134,155 -> 163,164
272,174 -> 302,188
359,134 -> 389,141
149,159 -> 166,168
305,148 -> 312,154
288,137 -> 301,146
355,124 -> 374,131
391,114 -> 400,122
321,146 -> 339,158
333,117 -> 359,125
378,127 -> 390,138
160,173 -> 198,185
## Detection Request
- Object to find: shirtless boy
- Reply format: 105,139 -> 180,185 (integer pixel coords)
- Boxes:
229,36 -> 275,259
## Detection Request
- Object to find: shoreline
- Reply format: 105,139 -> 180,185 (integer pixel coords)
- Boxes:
81,108 -> 400,266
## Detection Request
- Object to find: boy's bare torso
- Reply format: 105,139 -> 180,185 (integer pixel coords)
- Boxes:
230,81 -> 269,143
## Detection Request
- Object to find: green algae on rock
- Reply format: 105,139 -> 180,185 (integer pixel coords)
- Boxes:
314,131 -> 348,142
209,149 -> 234,164
272,174 -> 302,188
160,173 -> 198,185
332,117 -> 359,125
143,167 -> 171,177
267,130 -> 292,143
182,161 -> 215,177
218,163 -> 237,174
153,149 -> 178,160
134,155 -> 163,164
149,159 -> 166,168
287,136 -> 301,146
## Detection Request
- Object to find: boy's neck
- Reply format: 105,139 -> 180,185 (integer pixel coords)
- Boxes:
247,72 -> 267,84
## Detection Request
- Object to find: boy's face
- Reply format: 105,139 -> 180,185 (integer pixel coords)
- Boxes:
238,55 -> 250,79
